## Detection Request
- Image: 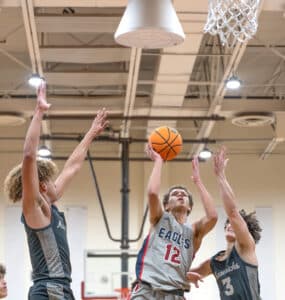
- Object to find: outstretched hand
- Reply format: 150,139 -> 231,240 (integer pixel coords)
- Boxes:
186,271 -> 204,288
145,143 -> 163,162
90,108 -> 109,136
191,156 -> 202,184
37,82 -> 50,112
214,146 -> 228,177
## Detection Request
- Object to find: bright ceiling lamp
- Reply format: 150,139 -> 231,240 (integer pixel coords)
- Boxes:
114,0 -> 185,49
198,147 -> 212,160
225,75 -> 241,90
38,145 -> 51,158
28,74 -> 45,88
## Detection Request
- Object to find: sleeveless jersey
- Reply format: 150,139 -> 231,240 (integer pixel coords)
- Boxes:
210,246 -> 261,300
22,205 -> 72,284
135,212 -> 193,291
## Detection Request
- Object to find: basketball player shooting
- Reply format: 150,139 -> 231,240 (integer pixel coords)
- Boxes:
187,147 -> 262,300
129,144 -> 217,300
4,82 -> 108,300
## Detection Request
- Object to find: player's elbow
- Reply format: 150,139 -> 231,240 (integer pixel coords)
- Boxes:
147,187 -> 159,200
22,150 -> 36,161
23,142 -> 37,158
228,207 -> 240,220
207,207 -> 218,221
207,212 -> 218,227
65,162 -> 81,177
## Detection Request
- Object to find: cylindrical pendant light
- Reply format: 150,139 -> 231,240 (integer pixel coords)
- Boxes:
114,0 -> 185,49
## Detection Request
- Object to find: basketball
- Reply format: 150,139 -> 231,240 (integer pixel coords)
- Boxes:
148,126 -> 183,161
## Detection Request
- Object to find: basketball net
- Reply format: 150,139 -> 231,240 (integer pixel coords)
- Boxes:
204,0 -> 261,47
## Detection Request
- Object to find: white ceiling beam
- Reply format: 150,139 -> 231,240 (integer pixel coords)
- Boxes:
26,0 -> 51,147
27,0 -> 43,75
259,137 -> 283,160
36,16 -> 120,33
3,0 -> 284,12
21,0 -> 37,73
260,112 -> 285,159
1,98 -> 285,117
0,48 -> 31,71
1,96 -> 284,114
0,1 -> 127,7
121,48 -> 142,138
45,72 -> 128,86
0,97 -> 125,113
40,47 -> 131,63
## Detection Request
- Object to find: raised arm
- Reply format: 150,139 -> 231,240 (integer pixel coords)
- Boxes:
54,108 -> 108,199
145,144 -> 164,226
191,157 -> 218,253
22,83 -> 50,217
214,147 -> 255,251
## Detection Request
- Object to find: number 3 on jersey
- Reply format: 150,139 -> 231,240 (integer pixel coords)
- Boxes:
164,244 -> 181,264
221,277 -> 234,296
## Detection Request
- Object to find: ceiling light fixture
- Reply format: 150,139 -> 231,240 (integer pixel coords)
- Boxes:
114,0 -> 185,49
198,147 -> 212,160
38,145 -> 51,158
28,74 -> 45,88
225,75 -> 241,90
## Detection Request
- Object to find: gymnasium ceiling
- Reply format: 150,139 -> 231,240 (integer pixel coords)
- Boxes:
0,0 -> 284,161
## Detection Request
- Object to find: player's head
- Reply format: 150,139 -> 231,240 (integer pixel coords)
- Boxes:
4,159 -> 58,203
0,263 -> 7,298
163,185 -> 193,215
224,209 -> 262,244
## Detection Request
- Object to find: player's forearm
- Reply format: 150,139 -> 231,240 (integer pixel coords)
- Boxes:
188,265 -> 210,282
147,159 -> 163,198
195,180 -> 217,221
190,260 -> 212,278
23,109 -> 44,158
62,130 -> 94,173
217,174 -> 238,215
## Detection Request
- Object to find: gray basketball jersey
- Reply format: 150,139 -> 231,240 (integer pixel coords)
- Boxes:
210,247 -> 261,300
135,212 -> 193,291
22,205 -> 72,284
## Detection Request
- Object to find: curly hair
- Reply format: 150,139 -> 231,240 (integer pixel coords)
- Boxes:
163,185 -> 193,213
4,159 -> 58,203
225,209 -> 262,244
0,264 -> 6,276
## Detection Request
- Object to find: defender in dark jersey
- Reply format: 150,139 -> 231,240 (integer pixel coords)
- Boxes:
4,83 -> 108,299
130,144 -> 217,300
187,147 -> 262,300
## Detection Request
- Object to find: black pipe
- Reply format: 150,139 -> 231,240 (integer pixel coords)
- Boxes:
87,150 -> 121,242
120,138 -> 130,288
128,206 -> 149,242
43,114 -> 225,121
0,135 -> 218,144
48,156 -> 197,162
